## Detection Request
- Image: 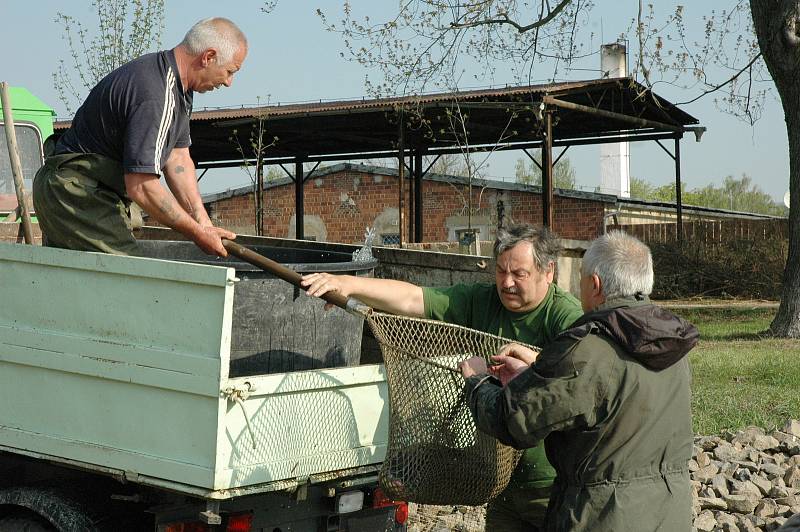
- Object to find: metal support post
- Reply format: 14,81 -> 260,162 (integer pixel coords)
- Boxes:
542,112 -> 554,228
256,157 -> 264,236
674,137 -> 683,243
295,159 -> 304,240
397,114 -> 405,247
414,151 -> 423,243
408,154 -> 415,243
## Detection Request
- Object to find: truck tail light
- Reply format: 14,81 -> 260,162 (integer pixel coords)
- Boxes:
372,487 -> 409,525
163,512 -> 252,532
226,512 -> 253,532
394,502 -> 409,525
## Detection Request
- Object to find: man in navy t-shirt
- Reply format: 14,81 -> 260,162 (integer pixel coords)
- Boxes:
34,17 -> 247,256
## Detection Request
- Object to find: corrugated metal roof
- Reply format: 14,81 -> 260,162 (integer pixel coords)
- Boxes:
187,77 -> 693,123
53,77 -> 699,165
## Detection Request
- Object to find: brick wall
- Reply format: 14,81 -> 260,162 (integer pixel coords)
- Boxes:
205,168 -> 607,244
0,222 -> 43,245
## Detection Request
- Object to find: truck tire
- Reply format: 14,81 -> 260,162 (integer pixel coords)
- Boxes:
0,513 -> 56,531
0,488 -> 95,532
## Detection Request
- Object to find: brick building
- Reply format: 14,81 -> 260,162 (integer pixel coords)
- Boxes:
201,163 -> 616,246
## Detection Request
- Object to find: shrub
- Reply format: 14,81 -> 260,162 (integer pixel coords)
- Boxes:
650,238 -> 788,300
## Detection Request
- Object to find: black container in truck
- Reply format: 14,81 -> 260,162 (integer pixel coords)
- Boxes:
135,240 -> 377,376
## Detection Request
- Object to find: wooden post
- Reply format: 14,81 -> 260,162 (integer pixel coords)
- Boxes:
0,82 -> 34,244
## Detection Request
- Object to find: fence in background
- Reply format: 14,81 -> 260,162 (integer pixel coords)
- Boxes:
608,218 -> 788,245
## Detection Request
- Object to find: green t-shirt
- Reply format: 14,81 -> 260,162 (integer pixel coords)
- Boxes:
422,282 -> 584,489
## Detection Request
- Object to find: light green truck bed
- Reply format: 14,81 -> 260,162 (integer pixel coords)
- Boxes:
0,243 -> 388,499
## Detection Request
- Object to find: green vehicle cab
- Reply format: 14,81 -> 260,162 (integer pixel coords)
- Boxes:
0,86 -> 55,221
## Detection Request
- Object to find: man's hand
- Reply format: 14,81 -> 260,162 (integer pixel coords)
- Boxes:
193,225 -> 236,257
458,356 -> 488,379
301,272 -> 350,298
300,272 -> 350,310
488,343 -> 535,386
495,343 -> 539,365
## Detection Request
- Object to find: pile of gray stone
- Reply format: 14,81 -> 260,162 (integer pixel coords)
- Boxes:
691,419 -> 800,532
407,420 -> 800,531
407,503 -> 484,532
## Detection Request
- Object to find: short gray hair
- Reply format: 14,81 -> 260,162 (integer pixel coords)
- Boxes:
181,17 -> 247,65
581,230 -> 653,299
493,223 -> 560,273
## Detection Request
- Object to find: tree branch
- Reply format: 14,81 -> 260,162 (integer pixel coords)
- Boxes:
448,0 -> 572,33
676,51 -> 763,105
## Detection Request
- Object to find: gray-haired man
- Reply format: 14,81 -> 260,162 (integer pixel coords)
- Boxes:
34,17 -> 247,256
460,230 -> 698,531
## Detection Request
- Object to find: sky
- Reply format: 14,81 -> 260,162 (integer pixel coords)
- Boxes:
2,1 -> 790,203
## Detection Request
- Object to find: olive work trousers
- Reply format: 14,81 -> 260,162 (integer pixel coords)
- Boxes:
33,153 -> 138,255
484,484 -> 550,532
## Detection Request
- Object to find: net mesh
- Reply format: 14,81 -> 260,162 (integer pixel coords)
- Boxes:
366,310 -> 530,506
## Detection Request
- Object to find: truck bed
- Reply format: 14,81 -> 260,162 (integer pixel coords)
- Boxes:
0,243 -> 388,499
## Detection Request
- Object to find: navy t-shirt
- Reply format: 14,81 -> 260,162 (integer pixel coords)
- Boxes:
56,50 -> 193,184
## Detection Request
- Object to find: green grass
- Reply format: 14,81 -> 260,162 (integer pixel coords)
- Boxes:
0,215 -> 38,223
668,306 -> 800,435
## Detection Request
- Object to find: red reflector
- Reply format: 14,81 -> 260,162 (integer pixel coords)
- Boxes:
372,487 -> 393,508
226,512 -> 254,532
372,488 -> 409,524
394,502 -> 409,525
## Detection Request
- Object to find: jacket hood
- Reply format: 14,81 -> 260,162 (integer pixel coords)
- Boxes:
571,298 -> 700,370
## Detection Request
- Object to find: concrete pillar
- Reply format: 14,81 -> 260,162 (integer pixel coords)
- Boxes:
599,42 -> 631,198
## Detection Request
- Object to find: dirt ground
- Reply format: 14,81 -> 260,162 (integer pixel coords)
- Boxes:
407,503 -> 486,532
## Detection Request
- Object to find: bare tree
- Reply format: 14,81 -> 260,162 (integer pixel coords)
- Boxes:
318,1 -> 593,97
515,152 -> 576,189
229,100 -> 279,236
53,0 -> 165,114
428,153 -> 470,177
319,0 -> 800,338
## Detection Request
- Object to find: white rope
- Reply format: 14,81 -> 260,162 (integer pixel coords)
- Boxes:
222,385 -> 257,450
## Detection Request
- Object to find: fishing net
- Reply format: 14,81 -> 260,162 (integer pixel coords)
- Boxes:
365,310 -> 533,506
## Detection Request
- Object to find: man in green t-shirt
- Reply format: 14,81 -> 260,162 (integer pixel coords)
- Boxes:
301,223 -> 583,531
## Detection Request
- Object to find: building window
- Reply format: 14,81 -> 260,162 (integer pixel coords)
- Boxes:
381,233 -> 400,245
455,228 -> 480,245
0,123 -> 42,195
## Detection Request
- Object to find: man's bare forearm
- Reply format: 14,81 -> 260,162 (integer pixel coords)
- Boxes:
125,172 -> 203,239
164,148 -> 209,225
302,274 -> 425,317
164,161 -> 196,217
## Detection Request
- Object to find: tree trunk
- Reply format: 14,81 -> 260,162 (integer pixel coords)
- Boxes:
750,0 -> 800,336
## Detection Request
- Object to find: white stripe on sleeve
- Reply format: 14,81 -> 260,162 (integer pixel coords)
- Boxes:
154,68 -> 176,173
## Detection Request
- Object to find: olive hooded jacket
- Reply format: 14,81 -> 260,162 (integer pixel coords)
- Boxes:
465,297 -> 699,531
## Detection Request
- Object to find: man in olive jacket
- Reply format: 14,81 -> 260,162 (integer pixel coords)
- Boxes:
459,230 -> 699,531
